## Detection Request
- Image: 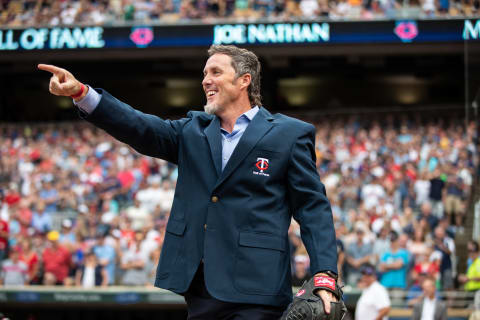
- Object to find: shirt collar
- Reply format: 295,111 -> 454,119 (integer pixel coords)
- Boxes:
243,106 -> 259,121
220,106 -> 259,134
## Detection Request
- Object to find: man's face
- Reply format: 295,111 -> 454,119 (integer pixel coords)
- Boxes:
361,273 -> 375,286
295,261 -> 307,272
48,239 -> 58,248
356,230 -> 364,240
202,53 -> 244,115
10,251 -> 19,262
422,279 -> 436,298
421,203 -> 431,215
434,227 -> 444,240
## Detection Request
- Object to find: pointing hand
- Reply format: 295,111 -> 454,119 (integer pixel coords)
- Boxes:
38,64 -> 87,100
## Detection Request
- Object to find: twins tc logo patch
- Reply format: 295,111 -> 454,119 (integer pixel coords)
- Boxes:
253,157 -> 270,176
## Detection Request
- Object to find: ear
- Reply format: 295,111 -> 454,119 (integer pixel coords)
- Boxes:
239,73 -> 251,90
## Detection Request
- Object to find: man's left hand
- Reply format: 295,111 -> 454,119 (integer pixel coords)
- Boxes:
316,288 -> 338,314
281,274 -> 346,320
314,273 -> 338,314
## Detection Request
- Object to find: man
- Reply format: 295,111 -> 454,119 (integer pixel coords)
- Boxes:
38,45 -> 338,319
428,168 -> 445,218
444,174 -> 464,228
135,175 -> 163,213
378,231 -> 409,289
0,250 -> 28,286
93,232 -> 116,285
31,201 -> 52,234
120,236 -> 148,286
432,226 -> 455,291
355,263 -> 391,320
417,202 -> 439,232
345,221 -> 373,286
335,223 -> 346,285
38,180 -> 59,213
59,219 -> 76,252
458,240 -> 480,291
42,230 -> 72,285
75,251 -> 108,287
372,226 -> 390,266
411,277 -> 447,320
0,217 -> 8,263
361,176 -> 386,212
125,198 -> 150,231
291,254 -> 311,287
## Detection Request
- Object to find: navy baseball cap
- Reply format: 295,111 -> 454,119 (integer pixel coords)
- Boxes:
361,264 -> 376,276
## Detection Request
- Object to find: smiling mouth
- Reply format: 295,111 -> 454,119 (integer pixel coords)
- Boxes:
206,91 -> 217,98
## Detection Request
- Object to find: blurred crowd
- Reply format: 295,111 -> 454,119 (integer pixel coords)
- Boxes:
0,123 -> 175,287
0,114 -> 478,293
1,0 -> 479,27
289,115 -> 478,295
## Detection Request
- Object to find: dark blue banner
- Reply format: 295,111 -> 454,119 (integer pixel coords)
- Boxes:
0,19 -> 478,51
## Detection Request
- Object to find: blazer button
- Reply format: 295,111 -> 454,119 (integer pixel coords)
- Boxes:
211,196 -> 219,203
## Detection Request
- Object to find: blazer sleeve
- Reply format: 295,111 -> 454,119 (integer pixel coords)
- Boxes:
79,89 -> 190,164
437,301 -> 448,320
412,302 -> 421,320
287,124 -> 337,275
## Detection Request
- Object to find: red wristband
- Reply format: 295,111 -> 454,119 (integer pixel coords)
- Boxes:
71,84 -> 85,99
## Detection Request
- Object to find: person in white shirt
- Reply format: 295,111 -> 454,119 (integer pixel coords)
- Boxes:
135,175 -> 164,213
355,264 -> 391,320
125,198 -> 150,231
411,277 -> 447,320
75,251 -> 108,287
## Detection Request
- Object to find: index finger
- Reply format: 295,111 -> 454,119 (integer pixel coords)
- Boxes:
37,64 -> 64,75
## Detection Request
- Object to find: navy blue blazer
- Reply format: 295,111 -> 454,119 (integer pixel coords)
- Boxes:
81,90 -> 337,307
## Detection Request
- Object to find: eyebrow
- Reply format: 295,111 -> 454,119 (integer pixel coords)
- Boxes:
203,66 -> 221,75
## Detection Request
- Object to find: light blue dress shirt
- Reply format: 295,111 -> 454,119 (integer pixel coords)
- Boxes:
220,106 -> 259,170
75,85 -> 101,114
75,87 -> 259,171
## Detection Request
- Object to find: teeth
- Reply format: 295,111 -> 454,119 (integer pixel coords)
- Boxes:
207,91 -> 216,97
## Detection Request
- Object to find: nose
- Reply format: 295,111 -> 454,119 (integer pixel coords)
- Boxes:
202,74 -> 211,87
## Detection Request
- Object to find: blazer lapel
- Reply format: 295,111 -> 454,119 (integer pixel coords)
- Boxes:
214,107 -> 274,189
204,116 -> 222,177
433,301 -> 442,320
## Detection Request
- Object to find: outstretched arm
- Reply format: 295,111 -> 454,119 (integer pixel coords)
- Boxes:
38,64 -> 188,163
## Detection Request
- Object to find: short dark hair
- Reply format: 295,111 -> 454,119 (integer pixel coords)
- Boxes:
361,263 -> 376,276
470,240 -> 480,253
208,45 -> 262,107
389,231 -> 399,242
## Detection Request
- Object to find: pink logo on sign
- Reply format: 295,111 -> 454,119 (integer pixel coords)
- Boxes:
394,21 -> 418,42
130,27 -> 154,47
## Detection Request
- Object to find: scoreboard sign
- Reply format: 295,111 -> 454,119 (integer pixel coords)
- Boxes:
0,27 -> 104,50
0,19 -> 478,51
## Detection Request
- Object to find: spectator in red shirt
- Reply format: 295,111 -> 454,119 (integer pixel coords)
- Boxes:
411,248 -> 440,286
0,219 -> 8,262
42,231 -> 72,285
16,199 -> 32,236
18,238 -> 39,284
4,187 -> 20,207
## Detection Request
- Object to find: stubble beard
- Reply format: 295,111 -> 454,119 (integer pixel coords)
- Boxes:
204,102 -> 224,115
